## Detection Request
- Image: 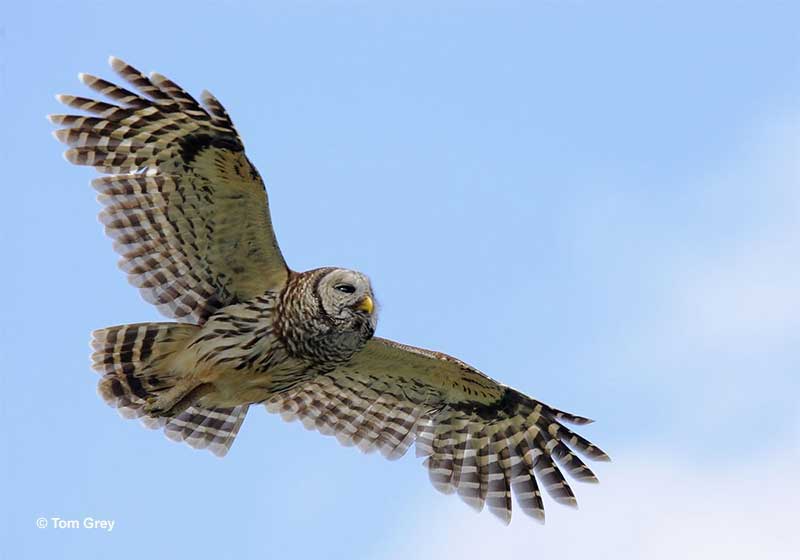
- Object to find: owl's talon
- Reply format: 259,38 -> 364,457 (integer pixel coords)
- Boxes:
143,396 -> 170,417
143,382 -> 215,418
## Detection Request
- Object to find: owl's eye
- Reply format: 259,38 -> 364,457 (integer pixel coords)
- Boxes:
335,284 -> 356,294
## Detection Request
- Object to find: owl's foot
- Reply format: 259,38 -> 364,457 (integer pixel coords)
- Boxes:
143,382 -> 215,417
143,395 -> 177,417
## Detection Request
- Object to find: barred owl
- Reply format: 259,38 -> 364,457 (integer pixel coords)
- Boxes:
51,57 -> 609,524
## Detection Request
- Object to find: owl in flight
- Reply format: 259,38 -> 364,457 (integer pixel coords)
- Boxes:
51,58 -> 609,524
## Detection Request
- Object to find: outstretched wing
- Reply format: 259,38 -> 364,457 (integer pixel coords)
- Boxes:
265,337 -> 609,524
51,57 -> 289,323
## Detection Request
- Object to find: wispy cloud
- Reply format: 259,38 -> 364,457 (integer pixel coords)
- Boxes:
618,113 -> 800,437
386,445 -> 799,559
661,111 -> 800,349
554,113 -> 800,354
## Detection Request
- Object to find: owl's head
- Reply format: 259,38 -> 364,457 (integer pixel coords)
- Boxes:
279,267 -> 378,362
316,268 -> 378,336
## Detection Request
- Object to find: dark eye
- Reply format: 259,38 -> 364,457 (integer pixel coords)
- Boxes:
335,284 -> 356,294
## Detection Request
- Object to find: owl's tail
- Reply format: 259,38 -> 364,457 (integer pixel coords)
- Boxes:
90,323 -> 249,456
91,322 -> 198,409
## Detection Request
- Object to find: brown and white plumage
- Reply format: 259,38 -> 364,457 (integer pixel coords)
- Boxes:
267,338 -> 608,523
53,57 -> 288,322
52,57 -> 609,524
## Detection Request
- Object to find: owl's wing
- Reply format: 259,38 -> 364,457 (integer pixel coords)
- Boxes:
51,57 -> 289,323
265,336 -> 609,524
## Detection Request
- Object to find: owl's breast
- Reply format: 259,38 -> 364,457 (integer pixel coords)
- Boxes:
186,293 -> 316,407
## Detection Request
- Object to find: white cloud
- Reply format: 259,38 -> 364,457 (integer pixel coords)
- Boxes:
666,235 -> 800,349
385,445 -> 800,560
662,112 -> 800,349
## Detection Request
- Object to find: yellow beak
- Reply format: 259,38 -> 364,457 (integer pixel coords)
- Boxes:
355,295 -> 374,315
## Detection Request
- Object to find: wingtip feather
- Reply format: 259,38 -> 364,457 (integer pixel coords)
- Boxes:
52,129 -> 68,143
554,495 -> 579,509
591,446 -> 612,462
527,509 -> 546,524
490,509 -> 512,526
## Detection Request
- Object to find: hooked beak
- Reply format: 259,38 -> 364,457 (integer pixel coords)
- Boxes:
354,295 -> 374,315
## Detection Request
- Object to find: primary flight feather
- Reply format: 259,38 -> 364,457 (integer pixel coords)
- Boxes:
51,57 -> 609,524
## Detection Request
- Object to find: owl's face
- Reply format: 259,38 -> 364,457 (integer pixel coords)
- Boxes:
317,268 -> 378,336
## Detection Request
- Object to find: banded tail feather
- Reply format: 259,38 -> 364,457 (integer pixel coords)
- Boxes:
91,323 -> 248,456
142,404 -> 249,457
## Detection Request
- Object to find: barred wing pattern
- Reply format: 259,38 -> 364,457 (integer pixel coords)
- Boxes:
51,57 -> 289,323
266,337 -> 609,524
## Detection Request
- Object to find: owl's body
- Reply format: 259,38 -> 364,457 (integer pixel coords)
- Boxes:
117,294 -> 291,411
52,58 -> 610,524
94,266 -> 376,437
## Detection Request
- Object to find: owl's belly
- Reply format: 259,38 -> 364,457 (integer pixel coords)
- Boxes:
200,359 -> 310,408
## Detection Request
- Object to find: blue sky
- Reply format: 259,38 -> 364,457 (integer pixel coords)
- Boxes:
2,1 -> 798,558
